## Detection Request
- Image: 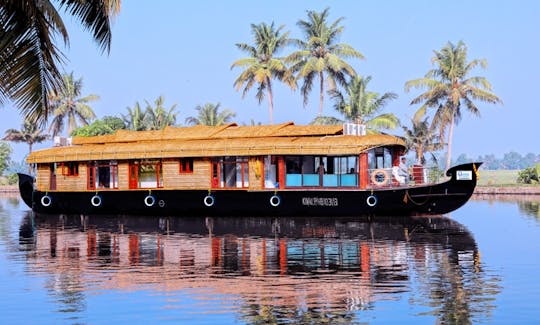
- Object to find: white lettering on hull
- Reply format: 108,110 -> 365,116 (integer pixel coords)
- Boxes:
302,197 -> 339,207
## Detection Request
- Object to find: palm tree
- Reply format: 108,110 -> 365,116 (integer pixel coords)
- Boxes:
0,0 -> 120,126
185,103 -> 236,126
3,120 -> 49,154
48,72 -> 98,137
231,22 -> 294,124
319,75 -> 399,133
144,95 -> 178,130
401,112 -> 444,165
405,41 -> 502,170
123,101 -> 148,131
287,8 -> 364,116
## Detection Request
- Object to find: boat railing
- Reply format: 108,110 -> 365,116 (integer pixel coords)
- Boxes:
367,165 -> 445,188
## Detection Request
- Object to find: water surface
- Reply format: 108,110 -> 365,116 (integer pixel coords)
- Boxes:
1,194 -> 539,324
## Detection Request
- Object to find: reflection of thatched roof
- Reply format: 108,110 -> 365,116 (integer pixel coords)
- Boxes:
27,122 -> 406,163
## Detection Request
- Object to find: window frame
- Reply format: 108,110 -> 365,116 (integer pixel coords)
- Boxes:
60,162 -> 79,177
179,158 -> 194,174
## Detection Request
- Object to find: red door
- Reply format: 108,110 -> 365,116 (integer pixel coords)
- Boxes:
129,162 -> 139,189
87,164 -> 96,190
211,161 -> 220,188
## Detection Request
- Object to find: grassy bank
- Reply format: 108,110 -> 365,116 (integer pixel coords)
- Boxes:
477,169 -> 520,186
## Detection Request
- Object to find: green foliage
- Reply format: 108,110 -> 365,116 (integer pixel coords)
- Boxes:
329,75 -> 399,133
102,116 -> 126,131
6,173 -> 19,185
0,142 -> 13,176
71,115 -> 126,137
463,152 -> 540,170
3,120 -> 48,153
287,7 -> 364,115
232,22 -> 293,123
0,0 -> 117,127
71,120 -> 114,136
405,41 -> 502,170
517,164 -> 539,184
49,72 -> 98,137
402,111 -> 444,165
123,96 -> 178,131
144,96 -> 179,130
186,103 -> 236,126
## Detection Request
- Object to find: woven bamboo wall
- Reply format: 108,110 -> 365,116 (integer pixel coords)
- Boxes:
163,159 -> 211,189
118,162 -> 129,190
55,163 -> 87,191
36,165 -> 50,191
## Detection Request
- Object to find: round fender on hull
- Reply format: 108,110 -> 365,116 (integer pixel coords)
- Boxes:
366,195 -> 378,207
204,195 -> 215,207
91,195 -> 102,207
270,195 -> 281,207
41,195 -> 52,207
144,195 -> 156,207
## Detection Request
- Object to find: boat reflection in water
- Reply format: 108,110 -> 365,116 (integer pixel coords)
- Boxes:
19,213 -> 499,323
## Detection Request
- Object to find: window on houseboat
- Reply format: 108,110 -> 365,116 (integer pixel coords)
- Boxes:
264,155 -> 278,188
60,162 -> 79,176
138,160 -> 163,188
179,158 -> 193,173
88,161 -> 118,190
213,157 -> 249,188
369,147 -> 392,169
284,156 -> 358,187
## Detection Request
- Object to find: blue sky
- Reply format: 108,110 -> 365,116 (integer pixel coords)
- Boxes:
3,0 -> 539,161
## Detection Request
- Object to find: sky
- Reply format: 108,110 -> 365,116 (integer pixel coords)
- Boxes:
3,0 -> 539,162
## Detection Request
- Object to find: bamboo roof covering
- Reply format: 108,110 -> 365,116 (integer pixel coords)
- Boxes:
27,123 -> 406,163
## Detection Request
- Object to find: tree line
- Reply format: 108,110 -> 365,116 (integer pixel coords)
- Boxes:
1,3 -> 503,174
454,152 -> 540,171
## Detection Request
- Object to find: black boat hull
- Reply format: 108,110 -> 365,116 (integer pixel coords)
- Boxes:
18,163 -> 480,216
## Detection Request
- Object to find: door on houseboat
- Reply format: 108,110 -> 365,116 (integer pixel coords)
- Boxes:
211,161 -> 220,188
129,162 -> 139,189
87,163 -> 96,190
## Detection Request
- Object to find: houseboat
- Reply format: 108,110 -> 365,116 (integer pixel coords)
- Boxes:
17,122 -> 480,216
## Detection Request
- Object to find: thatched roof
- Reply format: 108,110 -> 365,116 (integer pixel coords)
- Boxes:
27,123 -> 406,163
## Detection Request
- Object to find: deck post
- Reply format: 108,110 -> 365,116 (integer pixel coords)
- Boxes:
359,153 -> 368,189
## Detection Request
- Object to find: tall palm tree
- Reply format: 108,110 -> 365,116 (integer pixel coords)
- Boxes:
405,41 -> 502,169
231,22 -> 294,124
401,111 -> 444,165
185,103 -> 236,126
287,8 -> 364,116
320,75 -> 399,133
48,72 -> 98,137
144,95 -> 178,130
3,120 -> 48,154
0,0 -> 120,126
123,102 -> 148,131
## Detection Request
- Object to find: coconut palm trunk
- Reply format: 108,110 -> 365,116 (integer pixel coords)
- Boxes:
318,72 -> 325,116
266,78 -> 274,124
446,111 -> 456,170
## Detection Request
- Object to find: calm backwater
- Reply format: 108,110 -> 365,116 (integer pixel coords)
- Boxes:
1,194 -> 539,324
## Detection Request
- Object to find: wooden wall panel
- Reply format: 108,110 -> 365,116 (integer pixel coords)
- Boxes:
118,162 -> 129,190
36,164 -> 50,191
55,163 -> 87,191
163,159 -> 211,189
